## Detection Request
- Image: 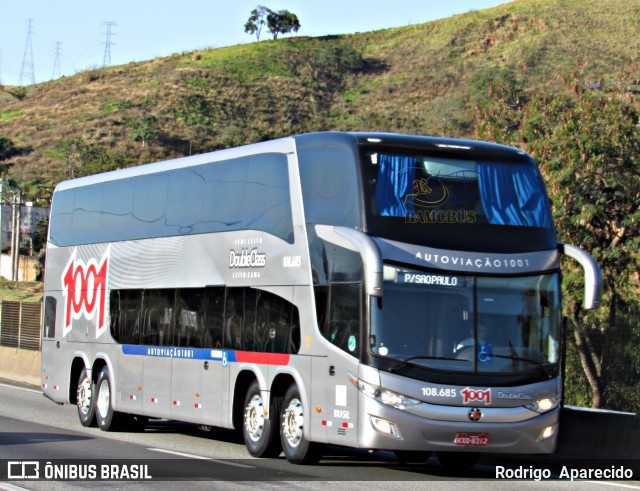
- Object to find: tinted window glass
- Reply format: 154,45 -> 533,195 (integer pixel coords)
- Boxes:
99,179 -> 134,243
371,154 -> 551,228
245,154 -> 294,238
43,296 -> 57,339
242,289 -> 258,351
320,283 -> 361,356
362,147 -> 557,253
110,287 -> 299,354
49,189 -> 75,245
299,144 -> 361,227
110,289 -> 144,345
50,153 -> 293,245
71,185 -> 104,241
166,169 -> 205,234
200,158 -> 248,232
133,174 -> 169,224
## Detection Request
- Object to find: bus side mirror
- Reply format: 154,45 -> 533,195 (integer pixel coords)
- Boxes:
558,243 -> 602,310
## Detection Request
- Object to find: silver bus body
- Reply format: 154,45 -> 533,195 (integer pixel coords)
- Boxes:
41,132 -> 601,464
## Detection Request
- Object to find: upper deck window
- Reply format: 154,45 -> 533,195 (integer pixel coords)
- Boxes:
372,154 -> 551,228
50,152 -> 293,246
364,149 -> 556,253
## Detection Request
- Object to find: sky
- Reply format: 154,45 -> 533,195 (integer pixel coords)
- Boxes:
0,1 -> 510,87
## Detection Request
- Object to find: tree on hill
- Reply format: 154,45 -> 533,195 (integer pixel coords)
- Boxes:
245,6 -> 301,41
244,5 -> 271,41
266,9 -> 300,40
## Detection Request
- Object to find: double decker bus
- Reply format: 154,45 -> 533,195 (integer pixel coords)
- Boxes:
41,132 -> 601,467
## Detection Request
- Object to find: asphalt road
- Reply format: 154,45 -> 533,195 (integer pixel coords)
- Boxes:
0,381 -> 638,490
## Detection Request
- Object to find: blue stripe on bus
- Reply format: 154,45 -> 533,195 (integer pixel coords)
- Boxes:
122,344 -> 237,362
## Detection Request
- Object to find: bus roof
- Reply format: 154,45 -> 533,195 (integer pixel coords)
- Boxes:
295,132 -> 532,162
53,132 -> 532,193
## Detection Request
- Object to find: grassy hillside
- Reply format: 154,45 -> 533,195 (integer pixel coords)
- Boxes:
0,0 -> 638,203
0,278 -> 43,302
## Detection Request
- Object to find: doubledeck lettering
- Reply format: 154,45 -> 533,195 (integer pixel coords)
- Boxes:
229,248 -> 267,268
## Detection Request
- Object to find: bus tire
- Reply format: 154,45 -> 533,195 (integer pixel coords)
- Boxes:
76,367 -> 97,427
280,384 -> 322,465
242,380 -> 281,458
95,366 -> 122,432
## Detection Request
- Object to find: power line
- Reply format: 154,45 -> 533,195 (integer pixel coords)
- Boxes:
52,42 -> 62,80
19,19 -> 36,86
102,22 -> 117,67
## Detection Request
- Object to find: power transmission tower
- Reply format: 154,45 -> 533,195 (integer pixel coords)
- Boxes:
52,42 -> 62,80
102,22 -> 117,67
19,19 -> 36,86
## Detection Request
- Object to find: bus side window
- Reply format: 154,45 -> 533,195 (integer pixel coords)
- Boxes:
256,291 -> 295,354
43,296 -> 57,339
114,289 -> 143,345
243,289 -> 258,352
146,289 -> 175,346
176,288 -> 219,348
324,283 -> 361,356
203,287 -> 224,349
224,289 -> 244,350
289,308 -> 301,354
255,291 -> 274,352
313,286 -> 329,337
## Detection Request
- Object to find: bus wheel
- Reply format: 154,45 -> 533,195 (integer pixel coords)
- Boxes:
280,384 -> 322,465
77,367 -> 97,427
242,380 -> 281,458
95,366 -> 122,431
435,451 -> 480,471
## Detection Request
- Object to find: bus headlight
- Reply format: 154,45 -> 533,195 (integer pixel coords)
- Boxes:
536,424 -> 557,442
370,416 -> 401,438
349,373 -> 420,410
526,396 -> 561,413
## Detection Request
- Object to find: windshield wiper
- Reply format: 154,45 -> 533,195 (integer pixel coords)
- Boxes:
389,355 -> 460,374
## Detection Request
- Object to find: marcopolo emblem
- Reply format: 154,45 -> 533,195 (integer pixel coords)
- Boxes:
61,247 -> 110,338
468,408 -> 482,422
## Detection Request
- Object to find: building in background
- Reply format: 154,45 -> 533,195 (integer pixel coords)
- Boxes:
0,202 -> 49,281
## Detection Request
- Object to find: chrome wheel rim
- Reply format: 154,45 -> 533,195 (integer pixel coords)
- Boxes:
77,376 -> 92,415
96,378 -> 110,419
245,394 -> 266,442
282,397 -> 304,448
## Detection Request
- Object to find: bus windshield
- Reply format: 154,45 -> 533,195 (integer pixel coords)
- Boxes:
369,266 -> 561,377
363,150 -> 556,252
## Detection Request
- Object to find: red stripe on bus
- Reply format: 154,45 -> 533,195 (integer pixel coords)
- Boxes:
234,352 -> 290,365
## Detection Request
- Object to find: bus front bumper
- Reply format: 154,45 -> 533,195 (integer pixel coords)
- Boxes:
357,397 -> 560,454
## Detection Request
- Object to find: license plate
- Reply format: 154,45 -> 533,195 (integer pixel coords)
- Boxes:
455,432 -> 490,446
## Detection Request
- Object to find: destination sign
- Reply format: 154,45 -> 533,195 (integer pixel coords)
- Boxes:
397,272 -> 462,286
